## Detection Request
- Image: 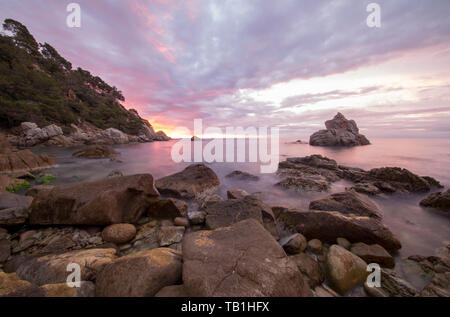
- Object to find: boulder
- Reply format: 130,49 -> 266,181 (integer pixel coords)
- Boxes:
0,239 -> 11,263
307,239 -> 323,254
420,189 -> 450,213
309,190 -> 382,219
204,195 -> 279,239
155,164 -> 220,199
273,206 -> 401,251
309,113 -> 370,147
276,177 -> 330,193
227,189 -> 250,200
290,252 -> 324,288
72,145 -> 120,159
337,237 -> 351,250
187,211 -> 206,225
0,193 -> 33,226
148,198 -> 187,219
0,272 -> 44,297
182,219 -> 312,297
6,248 -> 116,286
313,284 -> 341,297
364,268 -> 417,297
226,170 -> 260,181
19,122 -> 63,146
174,217 -> 189,227
350,242 -> 395,268
325,245 -> 368,294
155,284 -> 188,297
0,150 -> 55,173
366,167 -> 434,193
102,224 -> 137,245
100,128 -> 129,144
29,174 -> 159,225
280,233 -> 307,254
96,248 -> 182,297
158,226 -> 185,247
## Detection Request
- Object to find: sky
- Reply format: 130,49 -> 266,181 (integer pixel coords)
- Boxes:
1,0 -> 450,138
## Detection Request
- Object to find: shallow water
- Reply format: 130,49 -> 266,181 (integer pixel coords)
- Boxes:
35,138 -> 450,268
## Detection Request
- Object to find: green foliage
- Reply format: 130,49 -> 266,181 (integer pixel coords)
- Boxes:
37,174 -> 55,185
6,180 -> 30,193
0,18 -> 146,135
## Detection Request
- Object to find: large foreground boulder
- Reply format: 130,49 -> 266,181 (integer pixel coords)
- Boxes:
156,164 -> 220,199
273,206 -> 401,251
350,242 -> 395,268
420,189 -> 450,213
309,190 -> 382,219
204,195 -> 279,239
96,248 -> 182,297
0,150 -> 55,173
309,113 -> 370,147
5,248 -> 116,286
182,219 -> 312,297
325,245 -> 368,294
29,174 -> 159,225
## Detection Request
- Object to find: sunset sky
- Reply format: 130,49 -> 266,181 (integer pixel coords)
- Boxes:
1,0 -> 449,138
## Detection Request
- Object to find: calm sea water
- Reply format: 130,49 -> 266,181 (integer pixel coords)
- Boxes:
35,138 -> 450,275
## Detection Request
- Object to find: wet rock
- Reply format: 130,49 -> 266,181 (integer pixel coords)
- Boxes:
174,217 -> 189,227
273,206 -> 401,251
313,284 -> 341,297
290,253 -> 324,288
205,195 -> 279,239
227,189 -> 249,200
281,233 -> 307,254
102,224 -> 136,245
226,170 -> 260,181
30,174 -> 159,225
96,248 -> 182,297
187,211 -> 206,225
350,182 -> 382,196
41,281 -> 95,297
307,239 -> 323,254
156,164 -> 220,200
107,169 -> 124,178
309,190 -> 382,219
198,194 -> 224,210
0,193 -> 33,226
0,149 -> 55,173
0,272 -> 43,297
309,113 -> 370,147
72,145 -> 120,159
158,226 -> 185,247
325,245 -> 368,294
7,248 -> 116,286
25,185 -> 54,198
182,219 -> 312,297
350,242 -> 395,268
420,189 -> 450,213
148,198 -> 187,219
155,284 -> 188,297
337,237 -> 351,250
364,268 -> 417,297
276,177 -> 330,193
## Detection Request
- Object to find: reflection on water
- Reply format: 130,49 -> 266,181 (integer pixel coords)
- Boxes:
36,138 -> 450,265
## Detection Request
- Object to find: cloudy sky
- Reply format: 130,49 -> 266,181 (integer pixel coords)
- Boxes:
1,0 -> 450,138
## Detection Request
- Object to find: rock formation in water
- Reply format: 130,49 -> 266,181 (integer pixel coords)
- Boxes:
309,113 -> 370,147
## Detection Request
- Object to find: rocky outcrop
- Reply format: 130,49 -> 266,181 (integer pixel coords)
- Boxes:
204,195 -> 279,239
0,149 -> 55,173
325,245 -> 368,294
364,268 -> 417,297
72,145 -> 120,159
5,248 -> 116,286
29,174 -> 159,225
155,164 -> 220,200
182,219 -> 312,297
0,193 -> 33,226
226,189 -> 250,200
309,190 -> 382,219
19,122 -> 64,147
350,242 -> 395,268
96,248 -> 182,297
154,131 -> 171,141
147,198 -> 187,219
289,253 -> 324,288
273,206 -> 401,251
420,189 -> 450,213
309,113 -> 370,147
226,170 -> 260,181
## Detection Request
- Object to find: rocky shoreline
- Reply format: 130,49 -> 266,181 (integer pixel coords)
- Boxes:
0,144 -> 449,297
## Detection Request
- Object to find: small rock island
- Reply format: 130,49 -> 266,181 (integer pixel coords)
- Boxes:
310,113 -> 370,147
